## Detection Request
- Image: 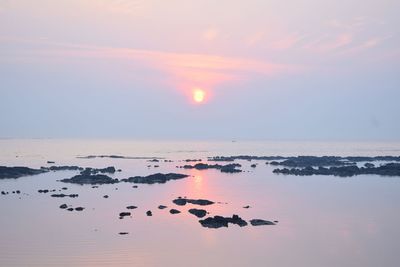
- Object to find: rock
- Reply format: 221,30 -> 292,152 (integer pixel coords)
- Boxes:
1,191 -> 6,195
51,194 -> 78,198
47,161 -> 55,164
199,215 -> 248,228
188,208 -> 207,218
148,159 -> 159,162
273,163 -> 400,177
158,205 -> 167,209
67,208 -> 74,211
181,163 -> 242,173
172,197 -> 214,206
169,209 -> 181,214
132,185 -> 138,188
103,195 -> 109,198
118,232 -> 129,235
243,205 -> 251,209
126,206 -> 137,210
61,187 -> 68,190
47,166 -> 83,171
250,164 -> 257,168
146,210 -> 152,216
79,167 -> 116,175
0,166 -> 48,179
75,207 -> 85,211
119,212 -> 131,217
61,174 -> 118,185
59,204 -> 68,209
38,189 -> 49,193
121,173 -> 189,184
249,219 -> 276,226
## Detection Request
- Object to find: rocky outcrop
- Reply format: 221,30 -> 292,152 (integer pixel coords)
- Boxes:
60,174 -> 119,185
121,173 -> 189,184
199,215 -> 248,228
172,197 -> 214,206
0,166 -> 48,179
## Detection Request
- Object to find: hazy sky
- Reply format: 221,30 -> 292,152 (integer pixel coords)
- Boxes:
1,0 -> 399,140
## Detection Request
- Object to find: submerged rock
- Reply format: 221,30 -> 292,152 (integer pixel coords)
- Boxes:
0,166 -> 48,179
188,208 -> 207,218
121,173 -> 189,184
249,219 -> 276,226
60,174 -> 119,185
199,215 -> 248,228
172,197 -> 215,206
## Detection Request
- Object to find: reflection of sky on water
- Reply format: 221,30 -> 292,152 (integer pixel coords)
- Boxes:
1,140 -> 400,266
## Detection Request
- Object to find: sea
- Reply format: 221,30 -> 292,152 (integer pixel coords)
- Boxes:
1,139 -> 400,267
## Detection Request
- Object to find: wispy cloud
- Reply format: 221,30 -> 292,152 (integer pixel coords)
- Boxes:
1,38 -> 300,92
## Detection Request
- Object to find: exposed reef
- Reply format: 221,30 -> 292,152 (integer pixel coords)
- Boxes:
273,163 -> 400,177
60,174 -> 119,185
180,163 -> 242,173
172,197 -> 215,206
121,173 -> 189,184
199,215 -> 248,228
0,166 -> 48,179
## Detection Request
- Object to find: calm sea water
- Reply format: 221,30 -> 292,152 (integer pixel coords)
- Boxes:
1,139 -> 400,267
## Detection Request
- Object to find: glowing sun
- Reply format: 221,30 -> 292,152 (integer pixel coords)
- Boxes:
193,89 -> 205,103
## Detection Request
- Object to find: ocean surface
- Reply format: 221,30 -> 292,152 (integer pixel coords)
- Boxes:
1,139 -> 400,267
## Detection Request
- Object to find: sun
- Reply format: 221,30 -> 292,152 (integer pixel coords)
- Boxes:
193,89 -> 205,103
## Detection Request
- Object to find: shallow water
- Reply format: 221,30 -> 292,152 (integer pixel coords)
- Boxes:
1,139 -> 400,267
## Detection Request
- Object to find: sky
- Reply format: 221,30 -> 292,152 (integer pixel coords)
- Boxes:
0,0 -> 399,140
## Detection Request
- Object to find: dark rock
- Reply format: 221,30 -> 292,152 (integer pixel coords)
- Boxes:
188,208 -> 207,218
250,219 -> 276,226
199,215 -> 248,228
118,232 -> 129,235
67,208 -> 74,211
181,163 -> 242,173
47,166 -> 83,171
243,205 -> 251,209
148,159 -> 159,162
169,209 -> 181,214
172,197 -> 215,206
126,206 -> 137,210
59,204 -> 68,209
103,195 -> 109,198
119,212 -> 131,217
273,163 -> 400,177
122,173 -> 189,184
146,210 -> 152,216
40,189 -> 49,193
61,174 -> 118,185
61,187 -> 68,190
79,167 -> 116,175
1,191 -> 6,195
75,207 -> 85,211
250,164 -> 257,168
132,185 -> 138,188
47,161 -> 55,164
51,194 -> 78,198
0,166 -> 48,179
158,205 -> 167,209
